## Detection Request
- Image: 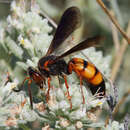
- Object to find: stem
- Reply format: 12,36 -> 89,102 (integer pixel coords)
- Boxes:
105,21 -> 130,126
110,0 -> 124,27
39,11 -> 57,29
96,0 -> 130,44
111,21 -> 130,81
110,10 -> 120,54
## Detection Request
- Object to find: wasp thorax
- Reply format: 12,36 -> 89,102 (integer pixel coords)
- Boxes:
38,55 -> 68,77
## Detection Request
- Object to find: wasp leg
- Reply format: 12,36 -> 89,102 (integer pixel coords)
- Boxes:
46,77 -> 51,102
57,75 -> 62,88
69,62 -> 85,104
4,71 -> 12,86
62,75 -> 72,109
68,62 -> 85,105
27,79 -> 33,109
12,77 -> 33,109
79,76 -> 85,104
21,98 -> 27,108
74,69 -> 85,105
73,67 -> 85,104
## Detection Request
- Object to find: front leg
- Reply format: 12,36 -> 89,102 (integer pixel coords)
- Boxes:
46,77 -> 51,102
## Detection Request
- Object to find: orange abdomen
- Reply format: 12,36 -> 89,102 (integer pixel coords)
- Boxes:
68,58 -> 105,97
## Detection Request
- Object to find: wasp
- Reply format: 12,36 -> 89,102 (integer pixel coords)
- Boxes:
14,7 -> 106,109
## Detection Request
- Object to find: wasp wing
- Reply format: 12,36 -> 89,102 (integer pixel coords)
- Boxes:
46,6 -> 81,56
55,36 -> 104,60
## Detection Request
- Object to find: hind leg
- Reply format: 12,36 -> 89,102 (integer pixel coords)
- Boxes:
79,76 -> 85,104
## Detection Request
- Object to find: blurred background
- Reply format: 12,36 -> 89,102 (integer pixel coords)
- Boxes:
0,0 -> 130,129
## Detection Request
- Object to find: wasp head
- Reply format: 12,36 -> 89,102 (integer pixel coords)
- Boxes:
28,67 -> 46,89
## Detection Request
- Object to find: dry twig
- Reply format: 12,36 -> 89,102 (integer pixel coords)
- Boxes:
110,10 -> 120,54
39,11 -> 57,29
96,0 -> 130,44
105,21 -> 130,126
96,0 -> 130,127
111,21 -> 130,81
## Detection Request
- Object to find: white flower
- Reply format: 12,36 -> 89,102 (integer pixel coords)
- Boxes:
32,57 -> 39,65
47,93 -> 58,110
32,33 -> 52,56
104,121 -> 124,130
88,98 -> 106,108
70,107 -> 86,120
42,124 -> 50,130
26,59 -> 36,68
16,61 -> 28,70
1,78 -> 19,95
7,15 -> 21,29
7,15 -> 13,25
55,88 -> 65,101
31,27 -> 40,34
23,39 -> 33,50
5,37 -> 23,59
18,34 -> 24,43
59,100 -> 70,110
20,109 -> 37,122
11,1 -> 24,17
22,12 -> 52,34
76,121 -> 83,129
25,57 -> 39,68
0,27 -> 4,43
59,117 -> 70,127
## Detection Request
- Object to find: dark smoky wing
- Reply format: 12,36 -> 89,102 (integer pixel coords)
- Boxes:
55,36 -> 104,60
52,35 -> 77,56
46,6 -> 81,56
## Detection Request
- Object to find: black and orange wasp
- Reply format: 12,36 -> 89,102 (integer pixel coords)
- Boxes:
14,7 -> 106,109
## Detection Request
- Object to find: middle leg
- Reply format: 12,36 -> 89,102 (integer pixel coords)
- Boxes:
62,75 -> 72,109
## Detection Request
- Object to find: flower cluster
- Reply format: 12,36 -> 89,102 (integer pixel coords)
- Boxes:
0,0 -> 53,70
0,1 -> 117,129
0,77 -> 46,128
104,121 -> 124,130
